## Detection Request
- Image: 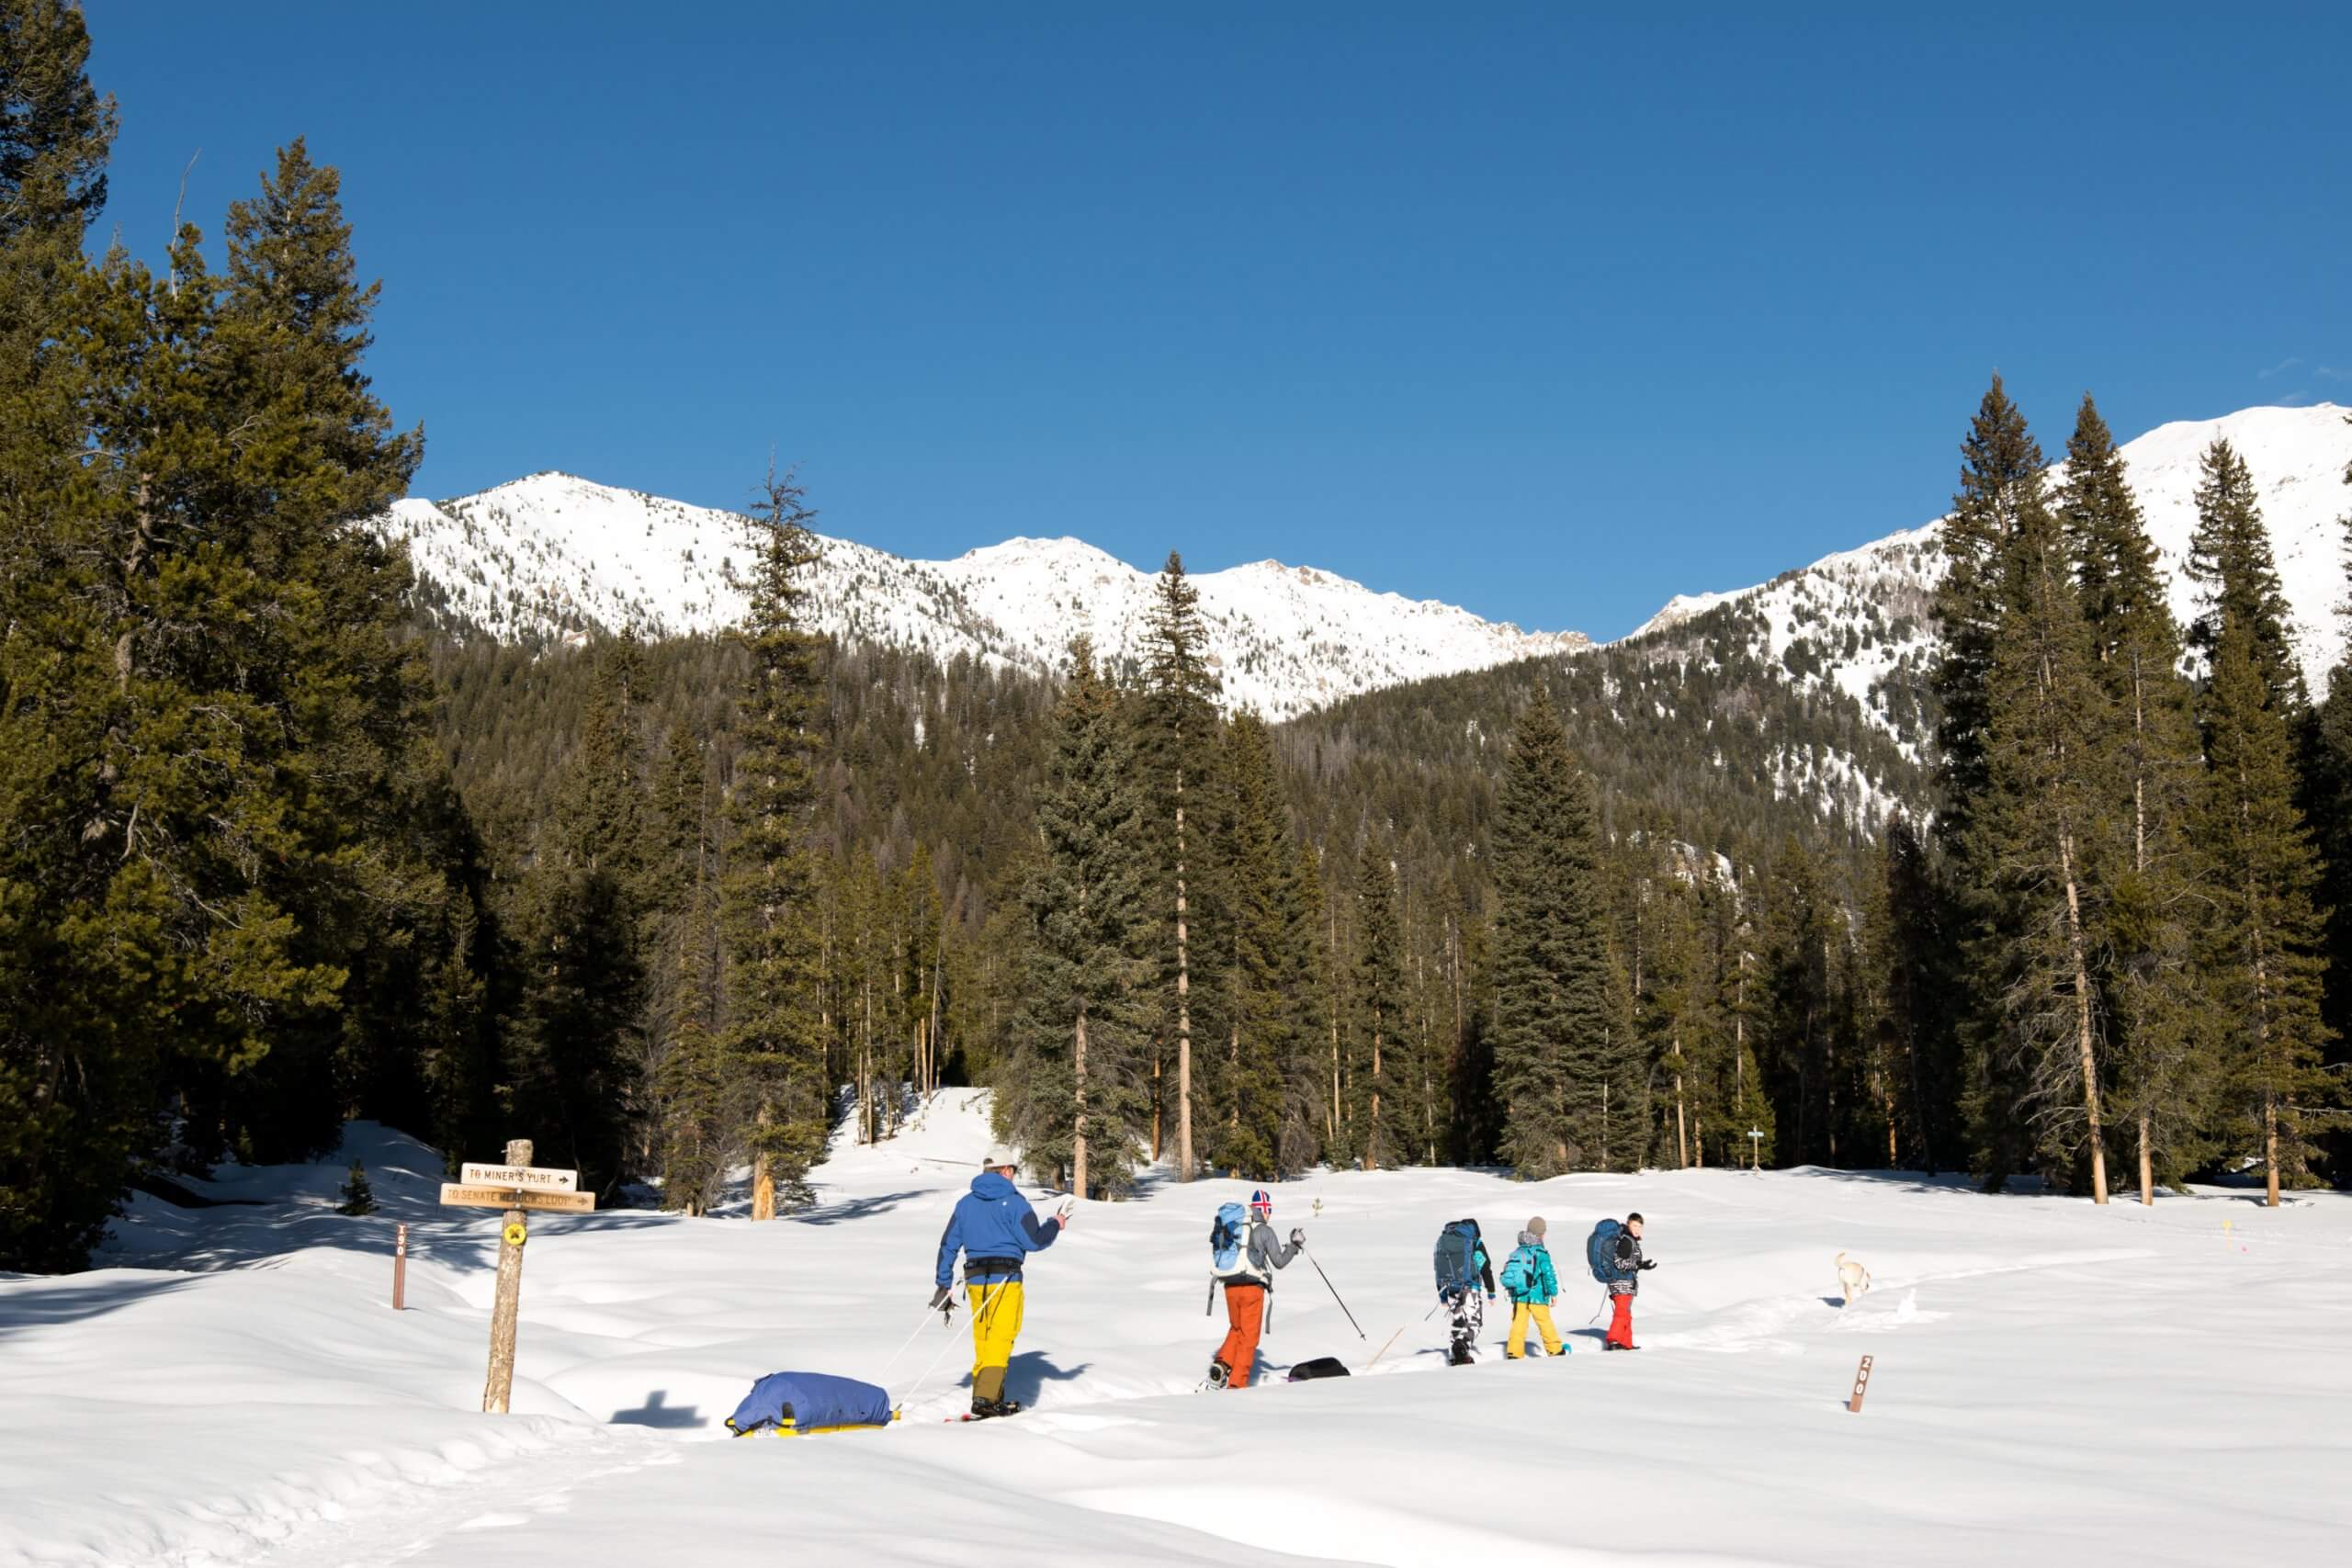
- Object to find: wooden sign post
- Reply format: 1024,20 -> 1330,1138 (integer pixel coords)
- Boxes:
1847,1353 -> 1874,1414
392,1222 -> 408,1311
437,1138 -> 594,1415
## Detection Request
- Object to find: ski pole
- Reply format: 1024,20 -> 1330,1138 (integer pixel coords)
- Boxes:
1364,1325 -> 1405,1369
1305,1250 -> 1365,1339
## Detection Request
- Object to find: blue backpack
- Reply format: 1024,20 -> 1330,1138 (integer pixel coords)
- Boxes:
1586,1219 -> 1623,1284
1433,1219 -> 1481,1294
1210,1201 -> 1249,1272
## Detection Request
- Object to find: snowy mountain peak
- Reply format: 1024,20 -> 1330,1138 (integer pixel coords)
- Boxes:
379,482 -> 1592,720
1616,402 -> 2352,773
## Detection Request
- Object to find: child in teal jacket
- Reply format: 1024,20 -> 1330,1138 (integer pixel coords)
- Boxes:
1501,1217 -> 1568,1359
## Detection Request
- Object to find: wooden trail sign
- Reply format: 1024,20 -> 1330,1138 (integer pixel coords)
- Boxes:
435,1140 -> 602,1414
461,1162 -> 577,1192
440,1184 -> 594,1213
1847,1353 -> 1874,1414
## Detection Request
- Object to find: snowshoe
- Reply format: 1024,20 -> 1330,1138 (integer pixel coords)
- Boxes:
1204,1359 -> 1232,1390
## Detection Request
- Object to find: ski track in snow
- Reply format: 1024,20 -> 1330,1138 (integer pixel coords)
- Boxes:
6,1101 -> 2351,1567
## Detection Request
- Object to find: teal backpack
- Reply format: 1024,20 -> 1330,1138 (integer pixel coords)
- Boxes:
1499,1247 -> 1532,1298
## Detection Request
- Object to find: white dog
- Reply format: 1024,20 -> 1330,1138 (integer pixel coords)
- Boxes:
1836,1252 -> 1871,1306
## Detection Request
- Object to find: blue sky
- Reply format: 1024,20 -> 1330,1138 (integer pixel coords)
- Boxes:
88,2 -> 2349,638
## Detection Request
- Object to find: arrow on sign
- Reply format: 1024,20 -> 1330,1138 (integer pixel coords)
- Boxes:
440,1184 -> 595,1213
460,1163 -> 578,1192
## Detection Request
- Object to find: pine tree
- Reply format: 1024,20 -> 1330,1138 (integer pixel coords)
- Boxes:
2312,414 -> 2352,1175
655,823 -> 729,1216
510,851 -> 642,1190
1490,686 -> 1612,1176
2187,438 -> 2307,716
1351,834 -> 1408,1170
1758,837 -> 1848,1167
999,642 -> 1154,1196
338,1158 -> 375,1216
720,470 -> 829,1218
2061,396 -> 2215,1201
1864,814 -> 1964,1174
1136,551 -> 1222,1179
1928,378 -> 2048,1190
1645,876 -> 1706,1168
1933,376 -> 2045,856
0,114 -> 462,1260
1216,714 -> 1297,1179
2194,534 -> 2332,1207
0,0 -> 115,240
1969,453 -> 2115,1201
1281,839 -> 1333,1172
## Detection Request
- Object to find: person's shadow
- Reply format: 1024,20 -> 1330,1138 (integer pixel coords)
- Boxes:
989,1351 -> 1091,1408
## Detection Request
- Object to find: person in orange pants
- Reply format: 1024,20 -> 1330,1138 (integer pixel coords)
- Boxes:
1604,1212 -> 1652,1350
1215,1280 -> 1267,1386
1208,1190 -> 1302,1388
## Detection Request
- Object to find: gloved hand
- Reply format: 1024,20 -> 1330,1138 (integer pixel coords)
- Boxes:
1640,1259 -> 1657,1271
1289,1227 -> 1306,1250
930,1285 -> 952,1310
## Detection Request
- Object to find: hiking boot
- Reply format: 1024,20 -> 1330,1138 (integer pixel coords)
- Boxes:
1205,1359 -> 1231,1390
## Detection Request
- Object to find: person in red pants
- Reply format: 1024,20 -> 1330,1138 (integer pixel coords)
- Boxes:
1604,1213 -> 1654,1350
1209,1190 -> 1302,1388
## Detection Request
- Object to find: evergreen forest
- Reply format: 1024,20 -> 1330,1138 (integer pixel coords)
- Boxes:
5,3 -> 2348,1272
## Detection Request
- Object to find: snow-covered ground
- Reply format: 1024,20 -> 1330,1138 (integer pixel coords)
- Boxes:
6,1095 -> 2347,1567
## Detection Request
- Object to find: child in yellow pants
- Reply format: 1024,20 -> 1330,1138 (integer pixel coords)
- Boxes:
1509,1298 -> 1564,1358
1499,1217 -> 1570,1359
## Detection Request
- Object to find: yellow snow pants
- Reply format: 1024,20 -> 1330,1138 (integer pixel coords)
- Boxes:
967,1280 -> 1024,1404
1508,1301 -> 1564,1358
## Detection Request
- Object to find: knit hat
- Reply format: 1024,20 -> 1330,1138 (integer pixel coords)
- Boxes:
1526,1216 -> 1547,1238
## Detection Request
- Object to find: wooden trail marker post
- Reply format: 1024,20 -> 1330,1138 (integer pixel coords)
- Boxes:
437,1139 -> 595,1414
1847,1353 -> 1873,1414
392,1222 -> 407,1311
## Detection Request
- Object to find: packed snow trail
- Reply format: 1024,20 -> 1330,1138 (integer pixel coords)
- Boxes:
5,1096 -> 2349,1566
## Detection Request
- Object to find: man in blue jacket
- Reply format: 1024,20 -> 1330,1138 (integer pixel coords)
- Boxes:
931,1152 -> 1070,1418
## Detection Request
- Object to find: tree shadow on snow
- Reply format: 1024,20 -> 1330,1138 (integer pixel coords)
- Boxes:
107,1201 -> 678,1277
791,1190 -> 929,1227
608,1389 -> 707,1429
1791,1167 -> 2049,1198
0,1273 -> 194,1337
